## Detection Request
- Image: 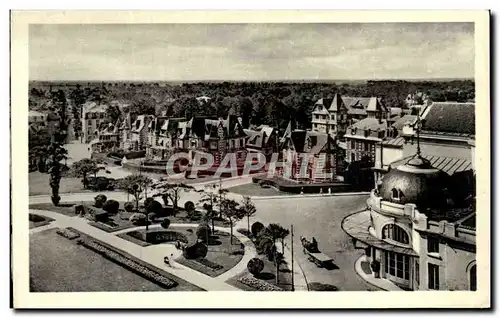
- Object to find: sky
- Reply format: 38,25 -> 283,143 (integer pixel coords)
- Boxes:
29,23 -> 475,81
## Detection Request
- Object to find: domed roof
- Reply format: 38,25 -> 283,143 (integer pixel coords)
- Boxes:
379,154 -> 452,209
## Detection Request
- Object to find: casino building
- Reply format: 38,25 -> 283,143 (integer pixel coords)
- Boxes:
342,132 -> 476,291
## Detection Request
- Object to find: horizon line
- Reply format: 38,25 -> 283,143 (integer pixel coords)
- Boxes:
29,77 -> 475,83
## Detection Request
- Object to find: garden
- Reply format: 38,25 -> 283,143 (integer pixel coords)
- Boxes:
29,227 -> 202,292
226,221 -> 294,291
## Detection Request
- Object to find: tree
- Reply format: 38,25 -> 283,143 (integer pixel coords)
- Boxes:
278,227 -> 290,255
267,223 -> 287,284
152,181 -> 194,217
102,199 -> 119,214
240,196 -> 257,234
197,182 -> 226,233
70,158 -> 103,189
220,198 -> 243,246
251,221 -> 265,237
46,139 -> 68,206
118,174 -> 153,211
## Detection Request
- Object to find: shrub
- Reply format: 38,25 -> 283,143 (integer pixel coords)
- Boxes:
147,200 -> 163,215
129,213 -> 147,225
56,228 -> 80,240
161,218 -> 171,229
79,239 -> 178,289
144,198 -> 155,209
184,201 -> 195,211
102,199 -> 119,215
196,224 -> 211,243
237,274 -> 283,291
124,202 -> 135,212
94,194 -> 108,208
251,222 -> 265,237
247,258 -> 264,276
257,237 -> 273,255
183,242 -> 208,259
74,204 -> 85,215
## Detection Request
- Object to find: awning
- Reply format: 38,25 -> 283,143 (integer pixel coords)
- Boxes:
342,210 -> 418,256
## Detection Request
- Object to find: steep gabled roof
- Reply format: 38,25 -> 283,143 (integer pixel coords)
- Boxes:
421,102 -> 475,136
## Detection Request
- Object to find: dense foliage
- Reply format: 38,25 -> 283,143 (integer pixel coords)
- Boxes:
29,80 -> 475,130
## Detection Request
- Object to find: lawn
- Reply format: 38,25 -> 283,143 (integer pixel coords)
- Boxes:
29,228 -> 202,292
29,213 -> 55,229
119,227 -> 245,278
226,255 -> 293,291
29,171 -> 90,196
227,183 -> 290,197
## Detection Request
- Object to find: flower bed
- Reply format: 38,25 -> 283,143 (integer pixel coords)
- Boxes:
237,274 -> 283,291
56,228 -> 80,240
195,258 -> 223,271
79,238 -> 178,289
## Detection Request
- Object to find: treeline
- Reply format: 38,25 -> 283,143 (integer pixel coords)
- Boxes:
29,80 -> 475,130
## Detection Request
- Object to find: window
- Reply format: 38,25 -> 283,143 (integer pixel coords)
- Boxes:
351,153 -> 355,162
427,237 -> 439,253
364,143 -> 369,151
382,224 -> 409,244
350,141 -> 355,149
428,263 -> 440,290
240,139 -> 243,148
385,251 -> 410,280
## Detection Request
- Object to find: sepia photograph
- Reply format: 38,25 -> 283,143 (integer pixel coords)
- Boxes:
11,10 -> 490,309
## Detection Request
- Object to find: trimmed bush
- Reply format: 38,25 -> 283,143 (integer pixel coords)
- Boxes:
102,199 -> 119,215
196,224 -> 211,243
147,200 -> 163,215
161,218 -> 171,229
129,213 -> 147,225
184,201 -> 195,211
183,242 -> 208,259
247,257 -> 264,276
94,194 -> 108,208
124,202 -> 135,212
237,274 -> 283,291
251,222 -> 265,237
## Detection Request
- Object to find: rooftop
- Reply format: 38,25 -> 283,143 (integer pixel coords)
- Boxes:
389,154 -> 472,176
421,102 -> 475,136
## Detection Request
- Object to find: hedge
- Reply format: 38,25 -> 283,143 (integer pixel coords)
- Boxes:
79,238 -> 178,289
